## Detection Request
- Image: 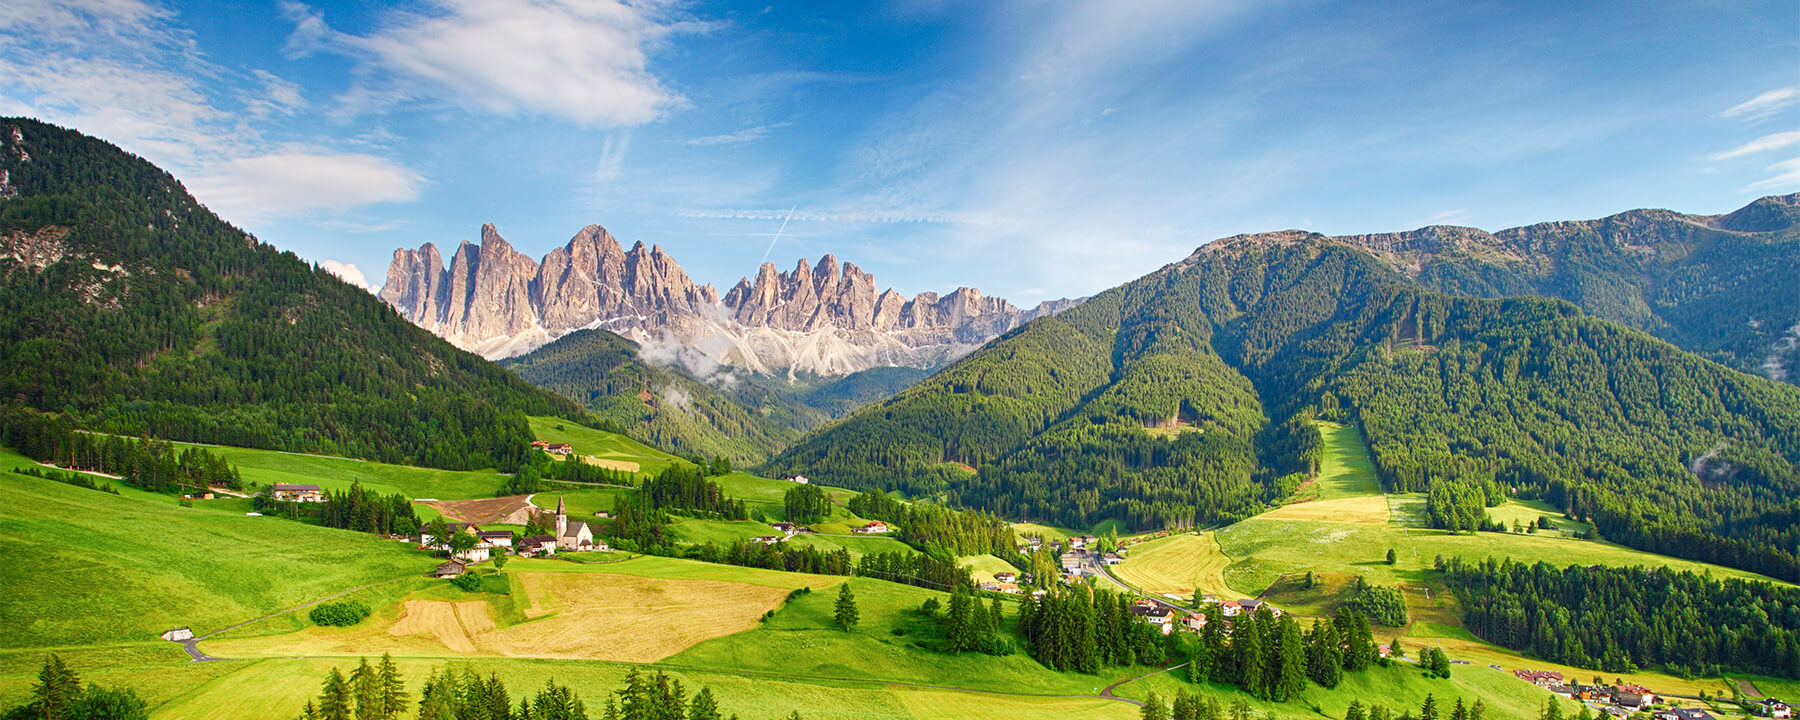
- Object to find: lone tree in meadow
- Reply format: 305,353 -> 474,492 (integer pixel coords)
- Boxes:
1386,548 -> 1398,565
833,583 -> 860,630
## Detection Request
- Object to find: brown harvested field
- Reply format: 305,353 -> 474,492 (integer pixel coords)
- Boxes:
579,455 -> 640,472
422,495 -> 534,524
1257,494 -> 1390,525
203,571 -> 790,663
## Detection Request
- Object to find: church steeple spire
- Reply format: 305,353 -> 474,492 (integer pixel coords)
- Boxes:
554,494 -> 567,541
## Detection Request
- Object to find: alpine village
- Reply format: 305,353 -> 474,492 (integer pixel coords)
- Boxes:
1,3 -> 1798,720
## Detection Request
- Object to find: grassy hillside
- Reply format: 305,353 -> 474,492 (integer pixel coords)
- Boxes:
774,236 -> 1800,580
0,449 -> 435,648
527,415 -> 688,475
0,118 -> 585,471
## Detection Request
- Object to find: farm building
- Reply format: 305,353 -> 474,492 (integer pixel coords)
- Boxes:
544,443 -> 573,455
434,561 -> 466,578
1654,710 -> 1717,720
780,474 -> 809,484
520,535 -> 557,556
160,627 -> 193,641
271,483 -> 325,502
854,520 -> 890,534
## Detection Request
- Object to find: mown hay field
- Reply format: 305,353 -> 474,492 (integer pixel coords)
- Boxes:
1110,532 -> 1238,599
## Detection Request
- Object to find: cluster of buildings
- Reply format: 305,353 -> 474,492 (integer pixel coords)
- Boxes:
978,570 -> 1030,594
271,483 -> 326,502
1510,669 -> 1753,719
751,521 -> 807,545
426,496 -> 606,578
528,441 -> 574,455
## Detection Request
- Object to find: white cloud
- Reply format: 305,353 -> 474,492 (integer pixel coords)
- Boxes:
189,151 -> 423,221
1748,157 -> 1800,191
318,259 -> 374,291
685,122 -> 791,146
591,131 -> 633,184
1722,87 -> 1798,121
1710,131 -> 1800,161
287,0 -> 704,127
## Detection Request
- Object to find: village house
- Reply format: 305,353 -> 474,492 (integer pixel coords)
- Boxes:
770,522 -> 798,536
995,571 -> 1018,583
854,520 -> 891,534
160,627 -> 193,642
1130,604 -> 1175,634
1060,552 -> 1087,575
1182,614 -> 1207,632
1654,709 -> 1717,720
1611,692 -> 1646,712
519,535 -> 557,556
994,583 -> 1021,594
1102,553 -> 1123,565
1067,536 -> 1086,549
530,441 -> 549,449
780,474 -> 809,484
477,530 -> 513,549
1221,600 -> 1243,617
544,443 -> 573,455
752,535 -> 784,545
418,522 -> 480,549
1200,593 -> 1219,604
979,582 -> 1000,592
1376,644 -> 1391,658
1238,598 -> 1262,614
434,560 -> 466,578
456,544 -> 491,564
271,483 -> 326,502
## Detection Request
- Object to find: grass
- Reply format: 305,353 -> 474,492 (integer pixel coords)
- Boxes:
1484,498 -> 1593,538
1113,660 -> 1582,720
0,451 -> 437,648
787,532 -> 915,559
527,416 -> 686,475
958,554 -> 1021,583
204,564 -> 807,663
1110,532 -> 1239,600
152,440 -> 509,501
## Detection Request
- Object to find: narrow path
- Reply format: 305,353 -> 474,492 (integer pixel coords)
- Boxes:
180,577 -> 414,662
1098,662 -> 1190,704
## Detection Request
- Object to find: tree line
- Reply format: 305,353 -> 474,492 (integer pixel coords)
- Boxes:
2,408 -> 240,493
1439,555 -> 1800,678
1186,603 -> 1399,701
1016,586 -> 1174,672
255,480 -> 421,538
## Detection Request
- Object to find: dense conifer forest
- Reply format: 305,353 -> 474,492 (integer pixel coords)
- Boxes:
773,238 -> 1800,580
1439,556 -> 1800,678
0,118 -> 586,472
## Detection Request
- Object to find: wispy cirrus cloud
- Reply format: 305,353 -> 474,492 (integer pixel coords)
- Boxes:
1710,131 -> 1800,161
1722,87 -> 1798,122
684,122 -> 792,146
284,0 -> 709,127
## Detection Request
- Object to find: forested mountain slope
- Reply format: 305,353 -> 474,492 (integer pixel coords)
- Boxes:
0,118 -> 585,470
502,327 -> 933,464
1334,194 -> 1800,385
501,328 -> 805,463
771,234 -> 1800,579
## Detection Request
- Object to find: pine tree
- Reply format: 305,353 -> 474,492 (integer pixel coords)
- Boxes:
1308,620 -> 1342,688
1451,698 -> 1467,720
688,687 -> 722,720
1273,616 -> 1307,701
319,669 -> 354,720
1540,698 -> 1563,720
1468,700 -> 1485,720
1231,612 -> 1267,698
1419,694 -> 1438,720
378,654 -> 407,720
1345,701 -> 1367,720
351,659 -> 380,720
834,583 -> 860,631
1171,688 -> 1198,720
1140,691 -> 1167,720
300,701 -> 321,720
32,653 -> 82,720
1188,642 -> 1213,683
945,587 -> 971,652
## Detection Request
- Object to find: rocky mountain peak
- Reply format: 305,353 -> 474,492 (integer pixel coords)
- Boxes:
380,227 -> 1080,373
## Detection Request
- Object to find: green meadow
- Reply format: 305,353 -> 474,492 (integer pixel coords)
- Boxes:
0,451 -> 436,649
527,416 -> 687,474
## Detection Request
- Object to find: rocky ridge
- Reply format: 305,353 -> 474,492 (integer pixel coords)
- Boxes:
380,224 -> 1077,374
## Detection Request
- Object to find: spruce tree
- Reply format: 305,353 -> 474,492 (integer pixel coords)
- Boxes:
1273,616 -> 1307,701
1171,688 -> 1198,720
1140,691 -> 1167,720
351,659 -> 379,720
1419,694 -> 1438,720
1231,613 -> 1266,697
1469,700 -> 1486,720
378,654 -> 407,720
1451,698 -> 1467,720
833,583 -> 860,631
1345,701 -> 1367,720
688,687 -> 722,720
319,669 -> 353,720
32,653 -> 82,720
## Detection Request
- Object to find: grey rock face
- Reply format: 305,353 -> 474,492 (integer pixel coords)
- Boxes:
380,225 -> 1078,373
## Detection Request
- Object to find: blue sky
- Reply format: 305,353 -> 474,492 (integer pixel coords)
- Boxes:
2,1 -> 1796,303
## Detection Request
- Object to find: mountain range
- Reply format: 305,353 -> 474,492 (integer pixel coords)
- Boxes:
769,197 -> 1800,580
379,226 -> 1079,374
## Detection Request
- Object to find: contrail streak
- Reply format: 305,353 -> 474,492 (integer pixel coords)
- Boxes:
759,205 -> 797,265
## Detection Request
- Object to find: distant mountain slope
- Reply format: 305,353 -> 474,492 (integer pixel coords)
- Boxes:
772,231 -> 1800,579
502,327 -> 934,464
1330,195 -> 1800,384
0,117 -> 585,470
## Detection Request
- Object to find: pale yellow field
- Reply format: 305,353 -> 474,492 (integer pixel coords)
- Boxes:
958,554 -> 1019,584
204,571 -> 792,663
577,455 -> 640,472
1109,532 -> 1239,599
1258,494 -> 1391,524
